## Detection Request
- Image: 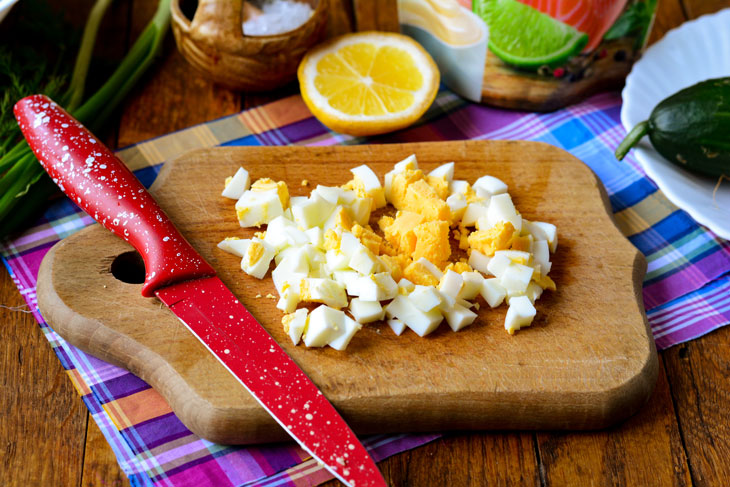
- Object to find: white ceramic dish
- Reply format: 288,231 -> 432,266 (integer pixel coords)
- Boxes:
621,8 -> 730,240
0,0 -> 19,24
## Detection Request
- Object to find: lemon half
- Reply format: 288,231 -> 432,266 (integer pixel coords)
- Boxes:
298,32 -> 440,136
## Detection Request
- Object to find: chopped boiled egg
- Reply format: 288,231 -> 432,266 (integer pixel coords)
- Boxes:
236,189 -> 285,227
384,295 -> 443,337
504,296 -> 536,335
217,237 -> 251,257
222,167 -> 251,199
220,157 -> 558,346
291,193 -> 335,229
486,193 -> 522,232
408,285 -> 443,312
443,303 -> 477,332
241,238 -> 275,279
428,162 -> 455,182
300,278 -> 348,309
282,308 -> 308,345
387,318 -> 407,336
472,175 -> 507,198
328,315 -> 362,351
304,305 -> 344,347
347,164 -> 386,210
349,298 -> 385,323
480,278 -> 506,308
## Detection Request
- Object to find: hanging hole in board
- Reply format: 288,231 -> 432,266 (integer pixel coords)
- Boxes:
111,251 -> 146,284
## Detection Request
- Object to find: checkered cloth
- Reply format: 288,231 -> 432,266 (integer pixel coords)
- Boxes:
3,90 -> 729,486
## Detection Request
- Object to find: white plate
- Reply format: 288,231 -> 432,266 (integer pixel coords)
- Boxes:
621,8 -> 730,240
0,0 -> 19,24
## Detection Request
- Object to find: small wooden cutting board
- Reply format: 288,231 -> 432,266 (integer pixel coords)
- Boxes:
36,141 -> 657,445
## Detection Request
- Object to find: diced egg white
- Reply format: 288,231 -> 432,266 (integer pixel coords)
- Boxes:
351,164 -> 386,209
240,238 -> 275,279
385,295 -> 443,337
449,179 -> 470,196
416,257 -> 443,280
504,295 -> 536,335
486,193 -> 522,232
467,249 -> 491,274
276,284 -> 301,313
222,167 -> 251,199
446,193 -> 467,221
499,263 -> 533,294
480,278 -> 506,308
462,203 -> 488,227
486,252 -> 511,278
305,227 -> 324,248
428,162 -> 455,181
349,298 -> 385,323
292,193 -> 335,229
531,239 -> 552,275
304,305 -> 345,347
387,318 -> 407,336
458,271 -> 484,300
328,315 -> 362,351
300,278 -> 348,309
408,285 -> 442,312
439,270 -> 464,298
325,249 -> 351,273
472,175 -> 507,198
217,238 -> 251,258
372,272 -> 398,300
283,308 -> 308,345
384,154 -> 418,201
443,303 -> 477,332
236,189 -> 284,227
349,247 -> 380,275
397,278 -> 415,294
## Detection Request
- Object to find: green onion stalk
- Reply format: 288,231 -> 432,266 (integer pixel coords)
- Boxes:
0,0 -> 171,236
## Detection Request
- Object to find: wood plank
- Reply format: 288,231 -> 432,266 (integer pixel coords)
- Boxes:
116,1 -> 241,147
664,327 -> 730,486
648,0 -> 687,44
331,433 -> 540,487
0,272 -> 87,486
81,418 -> 129,487
681,0 -> 730,19
536,357 -> 691,486
351,0 -> 400,32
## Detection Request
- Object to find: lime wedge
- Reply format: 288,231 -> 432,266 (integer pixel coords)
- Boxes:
474,0 -> 588,69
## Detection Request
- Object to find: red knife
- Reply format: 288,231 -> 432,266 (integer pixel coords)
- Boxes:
15,94 -> 387,487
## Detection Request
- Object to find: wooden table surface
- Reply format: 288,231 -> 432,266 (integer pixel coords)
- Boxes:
2,1 -> 729,485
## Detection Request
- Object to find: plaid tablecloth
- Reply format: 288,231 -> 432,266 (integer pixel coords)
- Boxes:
3,89 -> 730,486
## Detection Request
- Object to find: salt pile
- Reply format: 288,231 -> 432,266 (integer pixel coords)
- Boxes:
243,0 -> 314,36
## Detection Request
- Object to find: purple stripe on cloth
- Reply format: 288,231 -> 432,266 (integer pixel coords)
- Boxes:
127,413 -> 191,453
279,118 -> 328,143
92,372 -> 151,403
159,456 -> 233,487
643,250 -> 730,309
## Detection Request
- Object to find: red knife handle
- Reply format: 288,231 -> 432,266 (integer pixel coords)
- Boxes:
15,95 -> 215,297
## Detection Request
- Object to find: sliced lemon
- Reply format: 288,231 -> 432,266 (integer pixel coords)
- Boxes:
298,32 -> 440,136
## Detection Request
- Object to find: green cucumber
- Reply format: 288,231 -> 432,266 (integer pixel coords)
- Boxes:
616,77 -> 730,178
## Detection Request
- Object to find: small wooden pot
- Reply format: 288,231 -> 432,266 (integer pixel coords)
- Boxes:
171,0 -> 328,91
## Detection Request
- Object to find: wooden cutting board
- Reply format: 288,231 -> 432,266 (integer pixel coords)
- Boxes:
36,141 -> 657,445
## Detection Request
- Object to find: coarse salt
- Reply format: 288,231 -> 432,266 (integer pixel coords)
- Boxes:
242,0 -> 313,36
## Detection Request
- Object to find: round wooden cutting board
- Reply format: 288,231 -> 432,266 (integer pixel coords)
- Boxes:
36,141 -> 657,445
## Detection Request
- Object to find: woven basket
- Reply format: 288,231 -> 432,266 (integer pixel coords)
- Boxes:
171,0 -> 328,91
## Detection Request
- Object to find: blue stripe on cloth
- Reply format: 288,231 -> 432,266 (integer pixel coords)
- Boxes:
220,134 -> 262,147
609,179 -> 659,212
629,210 -> 699,255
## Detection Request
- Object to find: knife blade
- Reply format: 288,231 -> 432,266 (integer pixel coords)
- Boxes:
15,94 -> 387,487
